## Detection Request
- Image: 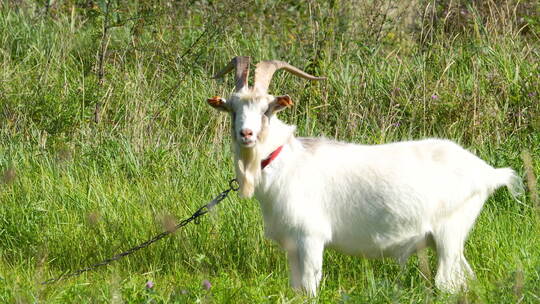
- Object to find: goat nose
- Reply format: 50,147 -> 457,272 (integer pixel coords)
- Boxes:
240,128 -> 253,138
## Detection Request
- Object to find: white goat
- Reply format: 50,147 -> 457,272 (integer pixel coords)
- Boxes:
207,56 -> 522,296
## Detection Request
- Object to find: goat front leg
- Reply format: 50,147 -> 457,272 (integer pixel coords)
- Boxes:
287,236 -> 325,296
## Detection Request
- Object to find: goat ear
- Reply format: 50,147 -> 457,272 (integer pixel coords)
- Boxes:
267,95 -> 293,115
207,96 -> 229,112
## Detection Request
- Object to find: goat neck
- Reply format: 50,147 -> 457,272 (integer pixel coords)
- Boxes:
258,116 -> 296,166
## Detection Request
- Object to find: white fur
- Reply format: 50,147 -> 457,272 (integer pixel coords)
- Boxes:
249,117 -> 520,296
211,85 -> 522,297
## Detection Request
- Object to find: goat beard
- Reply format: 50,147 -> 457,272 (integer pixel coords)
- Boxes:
233,116 -> 268,198
234,144 -> 261,198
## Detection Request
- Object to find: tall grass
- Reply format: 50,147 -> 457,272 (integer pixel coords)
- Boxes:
1,1 -> 539,302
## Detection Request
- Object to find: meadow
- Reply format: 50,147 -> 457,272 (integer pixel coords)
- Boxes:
1,1 -> 539,303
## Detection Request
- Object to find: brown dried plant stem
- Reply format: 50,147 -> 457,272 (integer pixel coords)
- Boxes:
95,1 -> 111,124
521,150 -> 539,214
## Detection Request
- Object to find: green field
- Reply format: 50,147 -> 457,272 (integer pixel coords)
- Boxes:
1,1 -> 539,303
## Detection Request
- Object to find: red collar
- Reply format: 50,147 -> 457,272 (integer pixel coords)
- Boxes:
261,146 -> 284,170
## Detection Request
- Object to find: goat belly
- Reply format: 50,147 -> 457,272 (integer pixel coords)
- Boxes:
319,150 -> 450,258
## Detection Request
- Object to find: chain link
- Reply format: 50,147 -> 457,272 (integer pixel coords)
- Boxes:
41,179 -> 239,285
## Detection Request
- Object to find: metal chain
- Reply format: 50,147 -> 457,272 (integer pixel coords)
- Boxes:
42,179 -> 239,285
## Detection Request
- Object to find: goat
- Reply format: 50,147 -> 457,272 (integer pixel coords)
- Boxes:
206,56 -> 523,296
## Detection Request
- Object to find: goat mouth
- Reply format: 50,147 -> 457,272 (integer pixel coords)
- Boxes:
239,140 -> 256,148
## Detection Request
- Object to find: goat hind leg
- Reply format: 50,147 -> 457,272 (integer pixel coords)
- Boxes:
434,193 -> 487,292
434,238 -> 473,292
433,222 -> 476,292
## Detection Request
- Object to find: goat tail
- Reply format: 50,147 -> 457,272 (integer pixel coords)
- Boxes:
493,168 -> 525,200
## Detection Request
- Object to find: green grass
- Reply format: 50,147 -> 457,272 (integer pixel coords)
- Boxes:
1,1 -> 539,303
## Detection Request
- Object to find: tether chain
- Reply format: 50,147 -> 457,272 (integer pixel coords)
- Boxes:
42,179 -> 239,285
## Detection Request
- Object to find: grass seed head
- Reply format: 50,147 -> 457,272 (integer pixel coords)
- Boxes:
2,167 -> 16,184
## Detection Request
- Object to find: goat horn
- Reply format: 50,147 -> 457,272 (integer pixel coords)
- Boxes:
253,60 -> 326,94
212,56 -> 251,92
